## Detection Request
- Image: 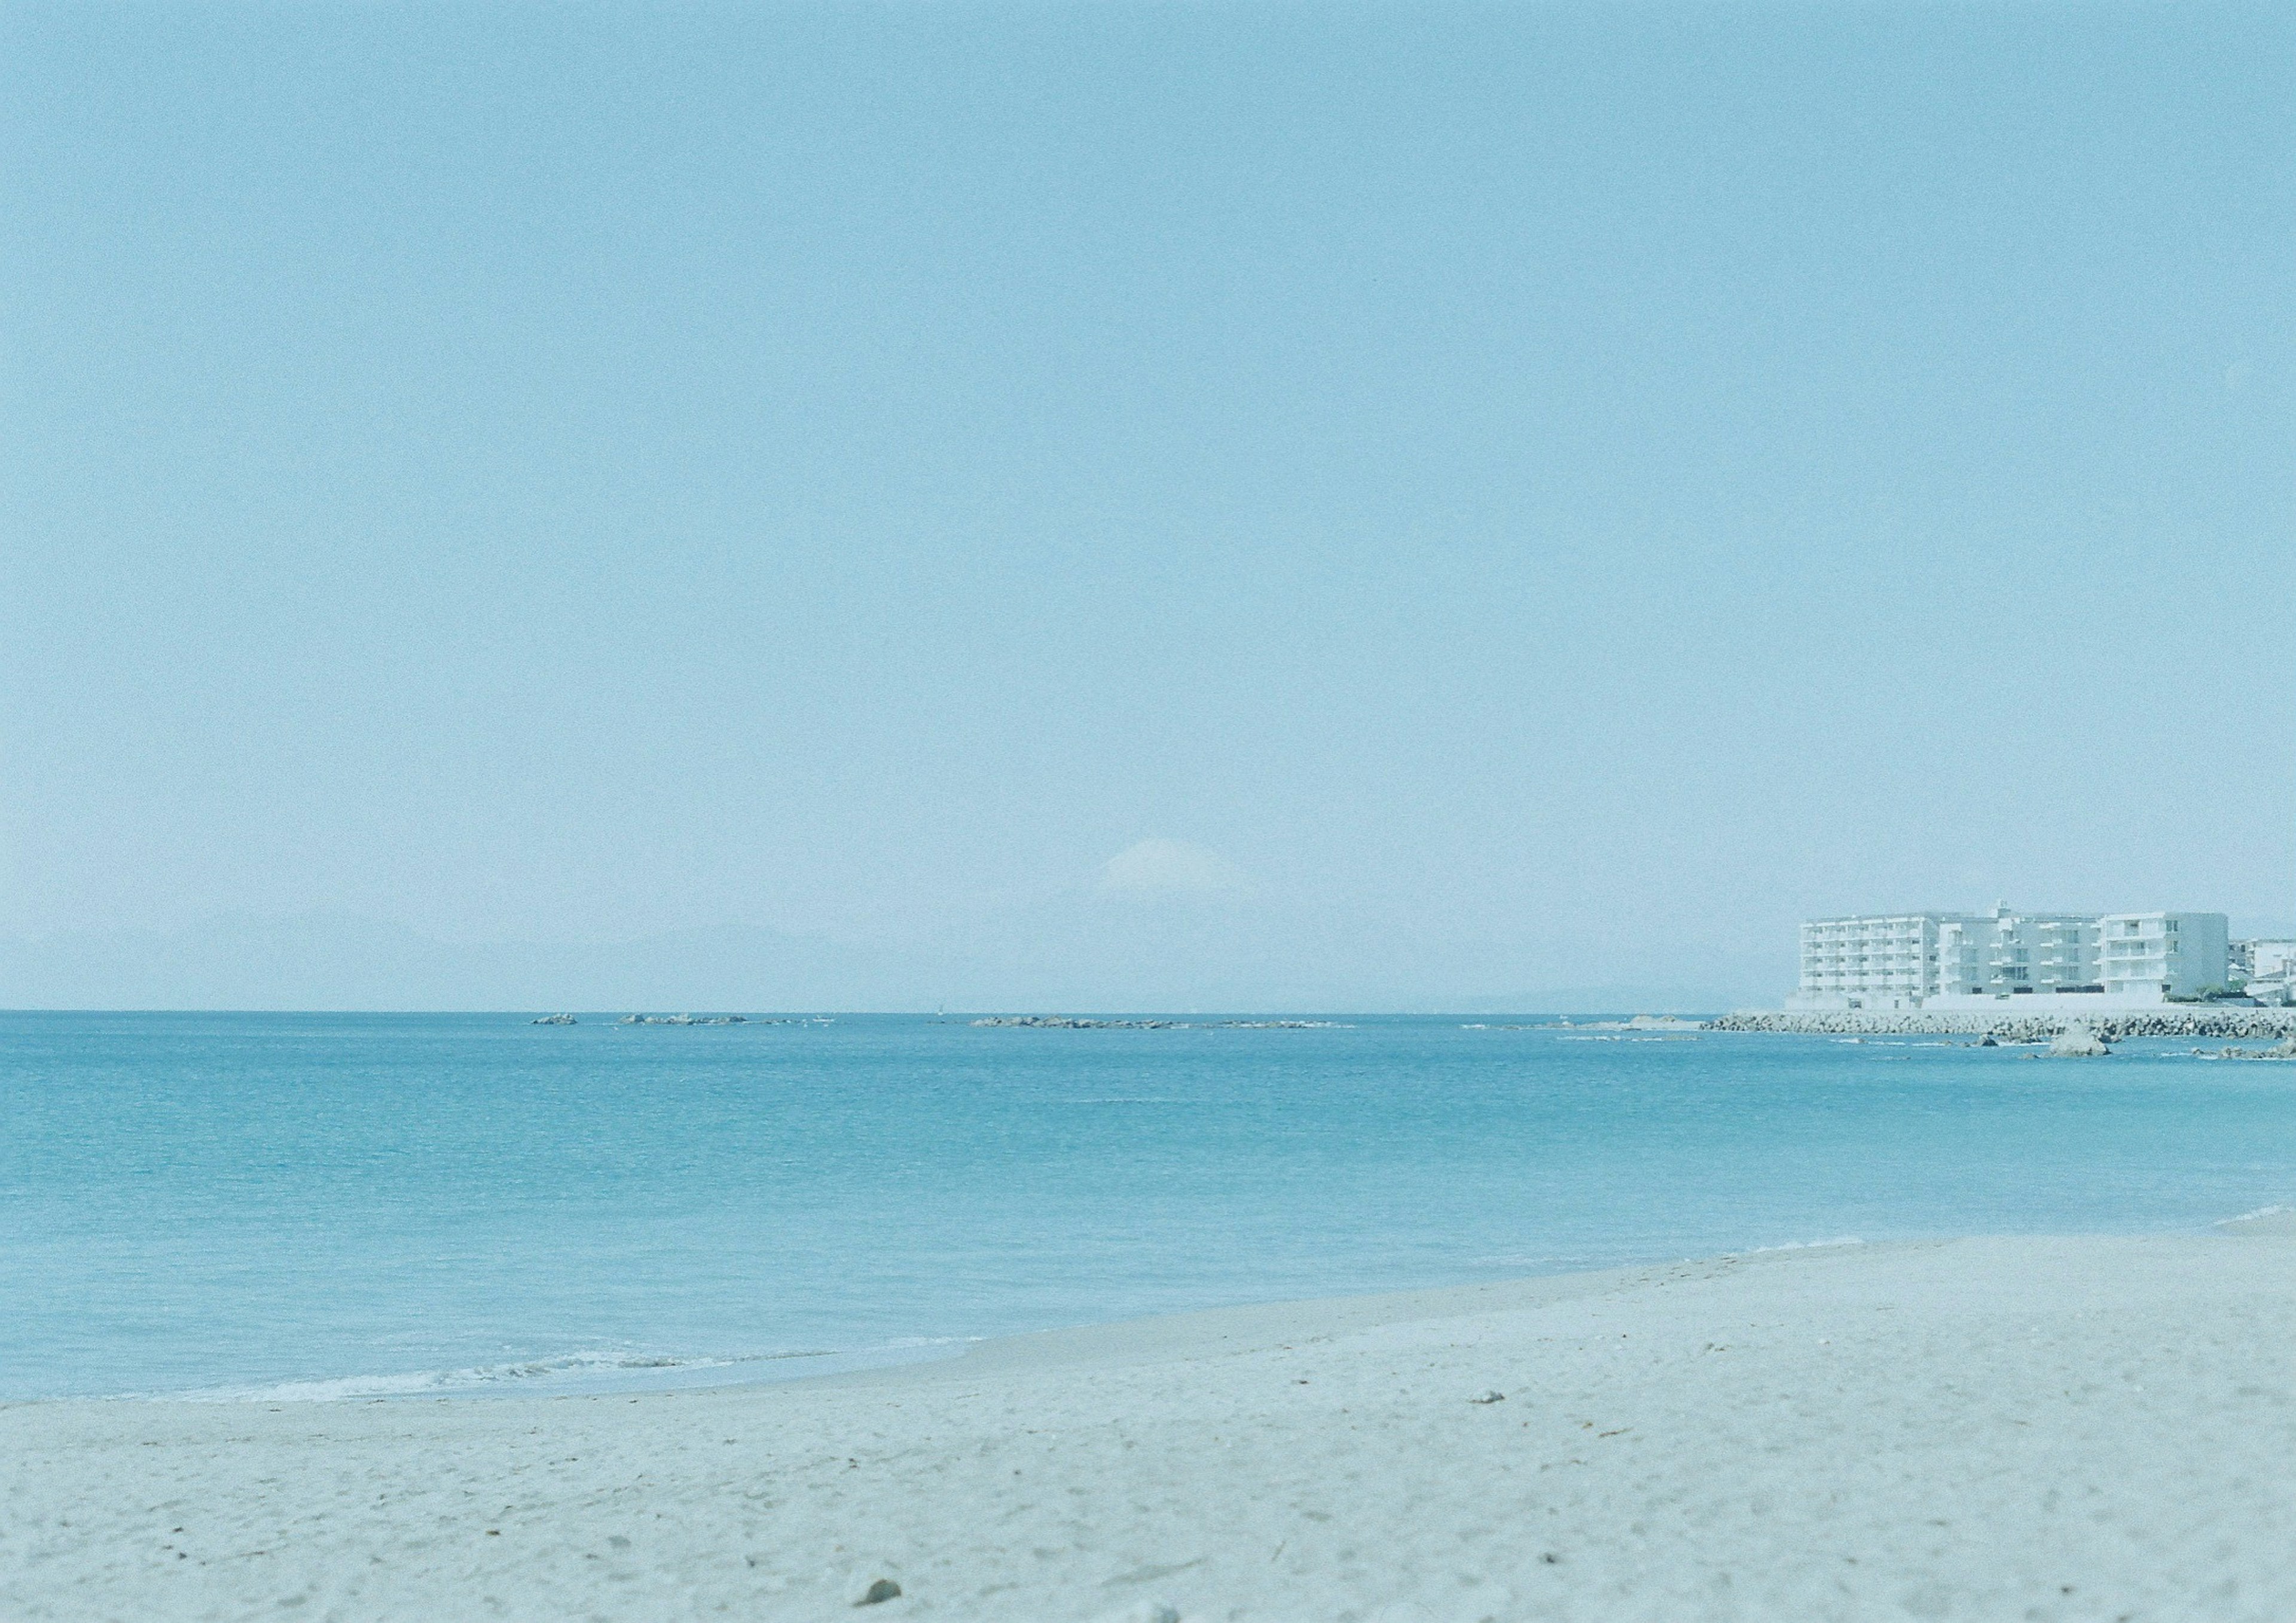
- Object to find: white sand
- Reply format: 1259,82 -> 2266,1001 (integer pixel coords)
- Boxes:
8,1227 -> 2296,1621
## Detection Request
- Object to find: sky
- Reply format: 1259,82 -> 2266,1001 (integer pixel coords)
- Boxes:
2,2 -> 2289,1009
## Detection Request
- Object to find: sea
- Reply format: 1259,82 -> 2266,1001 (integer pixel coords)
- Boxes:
5,1011 -> 2293,1403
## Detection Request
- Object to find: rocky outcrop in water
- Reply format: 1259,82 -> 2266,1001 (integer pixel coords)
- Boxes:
2196,1037 -> 2296,1061
529,1014 -> 578,1026
616,1013 -> 750,1026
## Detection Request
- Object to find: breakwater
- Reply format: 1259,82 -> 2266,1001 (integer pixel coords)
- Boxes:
1708,1008 -> 2296,1042
970,1016 -> 1345,1030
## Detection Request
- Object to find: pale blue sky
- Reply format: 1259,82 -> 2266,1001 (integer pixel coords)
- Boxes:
2,2 -> 2289,1008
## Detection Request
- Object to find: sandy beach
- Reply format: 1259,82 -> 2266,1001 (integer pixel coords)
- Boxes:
7,1222 -> 2295,1622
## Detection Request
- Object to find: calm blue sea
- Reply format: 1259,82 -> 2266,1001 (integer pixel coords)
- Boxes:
3,1011 -> 2292,1401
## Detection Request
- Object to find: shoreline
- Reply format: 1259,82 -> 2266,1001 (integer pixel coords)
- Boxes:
11,1218 -> 2296,1619
35,1206 -> 2280,1411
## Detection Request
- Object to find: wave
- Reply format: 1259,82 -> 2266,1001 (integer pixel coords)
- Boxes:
2216,1204 -> 2296,1232
158,1350 -> 792,1404
147,1332 -> 979,1404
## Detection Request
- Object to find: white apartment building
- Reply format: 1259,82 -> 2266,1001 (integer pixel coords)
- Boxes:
2097,912 -> 2229,999
1795,913 -> 1952,1008
1790,905 -> 2230,1011
1936,911 -> 2103,997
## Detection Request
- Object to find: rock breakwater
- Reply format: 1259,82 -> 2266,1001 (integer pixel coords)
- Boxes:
1708,1009 -> 2296,1042
970,1016 -> 1345,1030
